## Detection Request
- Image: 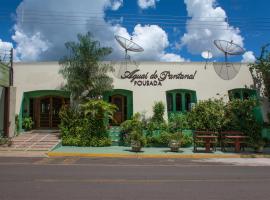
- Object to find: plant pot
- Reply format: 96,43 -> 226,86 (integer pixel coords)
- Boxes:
132,146 -> 142,152
131,140 -> 142,152
169,140 -> 180,152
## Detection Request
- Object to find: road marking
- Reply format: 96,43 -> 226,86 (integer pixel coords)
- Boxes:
35,178 -> 270,183
33,158 -> 56,165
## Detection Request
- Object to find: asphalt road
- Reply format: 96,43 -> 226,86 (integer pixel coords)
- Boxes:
0,157 -> 270,200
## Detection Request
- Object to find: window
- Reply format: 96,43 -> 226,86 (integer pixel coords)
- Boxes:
166,89 -> 196,114
229,89 -> 256,101
185,93 -> 191,111
243,92 -> 249,100
175,93 -> 182,111
166,93 -> 173,112
234,92 -> 241,99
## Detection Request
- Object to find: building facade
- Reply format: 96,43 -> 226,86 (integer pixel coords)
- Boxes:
13,61 -> 269,130
0,62 -> 16,137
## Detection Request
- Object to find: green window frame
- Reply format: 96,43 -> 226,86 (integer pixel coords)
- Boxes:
166,89 -> 197,115
228,88 -> 257,101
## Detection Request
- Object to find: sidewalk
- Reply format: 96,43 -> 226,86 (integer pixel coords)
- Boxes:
48,145 -> 270,158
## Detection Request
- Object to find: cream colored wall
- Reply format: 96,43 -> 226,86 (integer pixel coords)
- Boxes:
13,61 -> 268,121
110,62 -> 255,118
13,62 -> 65,114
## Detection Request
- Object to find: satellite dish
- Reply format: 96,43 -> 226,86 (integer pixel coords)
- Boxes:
213,40 -> 245,80
201,51 -> 213,59
201,50 -> 213,69
114,35 -> 144,79
111,60 -> 140,79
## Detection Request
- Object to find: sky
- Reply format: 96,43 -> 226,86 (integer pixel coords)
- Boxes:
0,0 -> 270,63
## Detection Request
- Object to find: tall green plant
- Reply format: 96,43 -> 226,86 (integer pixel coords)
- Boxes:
59,32 -> 114,104
249,44 -> 270,102
82,100 -> 117,137
151,101 -> 165,123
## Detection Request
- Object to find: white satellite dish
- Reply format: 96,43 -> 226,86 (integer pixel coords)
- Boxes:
201,51 -> 213,59
201,50 -> 213,69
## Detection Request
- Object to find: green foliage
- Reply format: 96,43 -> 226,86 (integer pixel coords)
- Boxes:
146,131 -> 182,147
181,134 -> 193,147
151,101 -> 165,123
22,117 -> 34,131
59,99 -> 116,147
225,98 -> 263,147
59,32 -> 114,103
129,130 -> 147,147
249,44 -> 270,102
145,121 -> 168,136
120,113 -> 144,146
187,99 -> 226,132
168,113 -> 189,132
82,99 -> 117,137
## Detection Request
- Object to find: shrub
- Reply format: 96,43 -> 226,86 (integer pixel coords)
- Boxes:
168,113 -> 189,132
59,99 -> 116,147
120,113 -> 144,145
225,98 -> 263,146
181,134 -> 193,147
22,117 -> 34,131
186,98 -> 226,132
151,101 -> 165,123
146,131 -> 173,147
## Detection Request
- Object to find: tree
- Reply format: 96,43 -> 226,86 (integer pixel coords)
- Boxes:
249,44 -> 270,101
59,32 -> 114,104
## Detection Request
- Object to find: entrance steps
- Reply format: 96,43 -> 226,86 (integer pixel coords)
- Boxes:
0,132 -> 60,152
109,126 -> 121,146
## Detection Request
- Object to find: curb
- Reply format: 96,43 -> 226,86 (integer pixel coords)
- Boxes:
47,151 -> 258,159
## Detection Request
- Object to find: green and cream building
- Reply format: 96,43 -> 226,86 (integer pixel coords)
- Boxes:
13,61 -> 269,131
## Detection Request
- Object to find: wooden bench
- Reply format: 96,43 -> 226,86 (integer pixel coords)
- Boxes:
220,131 -> 249,152
193,131 -> 218,152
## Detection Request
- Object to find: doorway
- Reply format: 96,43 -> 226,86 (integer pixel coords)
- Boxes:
111,95 -> 126,125
33,96 -> 69,129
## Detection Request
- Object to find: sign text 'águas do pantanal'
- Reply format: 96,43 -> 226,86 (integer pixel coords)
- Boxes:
121,69 -> 197,86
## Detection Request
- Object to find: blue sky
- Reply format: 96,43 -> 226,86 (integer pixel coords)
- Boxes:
0,0 -> 270,62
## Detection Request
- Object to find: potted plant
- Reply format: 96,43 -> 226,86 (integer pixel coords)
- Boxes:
169,139 -> 180,152
22,117 -> 34,131
168,132 -> 182,152
130,130 -> 146,152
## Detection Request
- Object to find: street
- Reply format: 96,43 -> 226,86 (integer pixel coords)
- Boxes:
0,157 -> 270,200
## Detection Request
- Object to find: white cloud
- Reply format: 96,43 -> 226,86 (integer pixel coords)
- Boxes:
0,39 -> 13,62
0,39 -> 13,50
242,51 -> 256,63
181,0 -> 244,57
106,0 -> 123,11
161,53 -> 186,62
11,0 -> 184,62
138,0 -> 159,9
12,26 -> 50,61
122,24 -> 185,62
